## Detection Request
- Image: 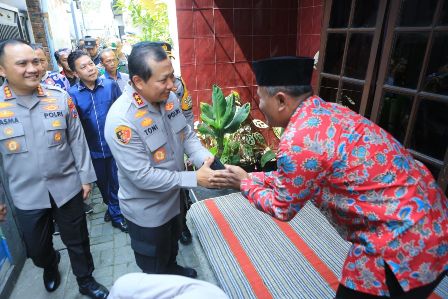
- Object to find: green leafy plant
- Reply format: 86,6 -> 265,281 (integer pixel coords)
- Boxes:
115,0 -> 171,43
197,85 -> 250,158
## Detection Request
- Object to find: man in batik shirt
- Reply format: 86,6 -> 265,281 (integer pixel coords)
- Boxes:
210,56 -> 447,298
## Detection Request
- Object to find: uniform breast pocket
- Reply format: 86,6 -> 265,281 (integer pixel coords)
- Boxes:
0,123 -> 28,154
143,132 -> 173,165
43,118 -> 67,147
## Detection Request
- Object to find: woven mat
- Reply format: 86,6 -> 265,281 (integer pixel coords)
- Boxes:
189,193 -> 448,299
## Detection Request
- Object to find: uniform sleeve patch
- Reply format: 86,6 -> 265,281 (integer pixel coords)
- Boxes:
153,147 -> 166,162
115,125 -> 132,144
165,102 -> 174,111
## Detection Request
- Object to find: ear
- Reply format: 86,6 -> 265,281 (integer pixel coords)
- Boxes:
0,65 -> 5,78
275,92 -> 288,112
132,75 -> 146,91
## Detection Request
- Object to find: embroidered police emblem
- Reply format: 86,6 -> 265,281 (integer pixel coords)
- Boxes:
54,132 -> 62,142
165,102 -> 174,111
0,110 -> 14,118
153,147 -> 166,162
115,125 -> 132,144
43,104 -> 59,111
4,127 -> 13,136
181,95 -> 192,111
6,140 -> 19,152
134,110 -> 148,118
52,120 -> 61,128
3,86 -> 12,99
133,93 -> 145,107
140,118 -> 153,127
0,102 -> 14,109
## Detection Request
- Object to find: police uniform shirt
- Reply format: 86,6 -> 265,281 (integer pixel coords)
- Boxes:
0,82 -> 97,210
173,77 -> 194,127
104,84 -> 211,228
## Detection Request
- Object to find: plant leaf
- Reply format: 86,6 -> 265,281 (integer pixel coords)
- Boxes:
212,85 -> 226,128
197,123 -> 216,137
261,150 -> 276,168
221,92 -> 236,127
223,102 -> 251,133
200,112 -> 216,128
200,102 -> 215,120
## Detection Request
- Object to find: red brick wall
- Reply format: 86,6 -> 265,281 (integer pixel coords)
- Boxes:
175,0 -> 298,123
296,0 -> 323,89
25,0 -> 53,70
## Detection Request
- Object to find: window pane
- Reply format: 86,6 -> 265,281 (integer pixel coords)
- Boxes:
378,93 -> 413,143
397,0 -> 437,27
340,82 -> 362,112
323,33 -> 346,75
329,0 -> 351,28
344,33 -> 373,80
386,33 -> 428,89
439,0 -> 448,25
352,0 -> 379,27
410,99 -> 448,161
424,32 -> 448,95
319,77 -> 338,102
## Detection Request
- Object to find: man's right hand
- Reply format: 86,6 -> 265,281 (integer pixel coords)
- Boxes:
197,157 -> 217,188
0,204 -> 7,222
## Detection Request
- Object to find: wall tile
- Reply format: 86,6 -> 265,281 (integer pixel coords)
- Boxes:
309,34 -> 321,55
235,36 -> 252,62
314,0 -> 323,6
176,0 -> 193,9
253,9 -> 271,35
234,9 -> 253,35
180,65 -> 197,91
195,37 -> 215,64
234,0 -> 252,8
196,64 -> 216,90
177,11 -> 194,38
216,37 -> 234,63
253,36 -> 270,60
233,87 -> 253,105
270,36 -> 288,56
300,7 -> 313,35
193,0 -> 214,9
197,89 -> 213,105
179,38 -> 195,65
194,9 -> 214,36
272,0 -> 292,9
300,0 -> 314,8
312,5 -> 323,34
270,10 -> 289,35
216,63 -> 236,87
214,9 -> 234,36
287,35 -> 297,55
298,34 -> 311,56
214,0 -> 234,8
253,0 -> 271,9
289,9 -> 298,34
235,62 -> 254,87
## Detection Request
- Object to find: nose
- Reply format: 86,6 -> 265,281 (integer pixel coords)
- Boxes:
166,77 -> 174,91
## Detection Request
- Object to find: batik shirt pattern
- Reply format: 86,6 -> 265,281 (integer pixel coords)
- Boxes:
241,96 -> 448,296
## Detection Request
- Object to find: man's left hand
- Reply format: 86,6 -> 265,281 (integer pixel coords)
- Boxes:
0,204 -> 7,222
82,184 -> 92,200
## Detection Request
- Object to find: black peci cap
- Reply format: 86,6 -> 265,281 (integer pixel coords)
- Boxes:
253,56 -> 314,86
84,38 -> 97,49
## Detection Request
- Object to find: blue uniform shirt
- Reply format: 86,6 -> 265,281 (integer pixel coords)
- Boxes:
69,78 -> 121,159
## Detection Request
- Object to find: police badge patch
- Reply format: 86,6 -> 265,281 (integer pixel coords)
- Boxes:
115,125 -> 132,144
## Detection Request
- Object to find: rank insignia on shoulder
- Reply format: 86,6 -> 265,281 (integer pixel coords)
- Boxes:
181,95 -> 193,111
165,102 -> 174,111
54,132 -> 62,142
37,85 -> 46,96
0,110 -> 14,118
3,86 -> 13,100
133,93 -> 145,107
4,127 -> 13,136
134,110 -> 148,118
153,147 -> 166,162
0,102 -> 14,109
6,140 -> 19,152
140,118 -> 153,127
115,125 -> 132,144
43,104 -> 59,111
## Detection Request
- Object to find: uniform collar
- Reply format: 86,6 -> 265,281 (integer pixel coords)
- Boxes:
1,81 -> 46,101
104,70 -> 122,80
77,77 -> 103,91
125,84 -> 148,109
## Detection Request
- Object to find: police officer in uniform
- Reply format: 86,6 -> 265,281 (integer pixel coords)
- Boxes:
104,43 -> 215,277
0,39 -> 108,298
148,42 -> 195,245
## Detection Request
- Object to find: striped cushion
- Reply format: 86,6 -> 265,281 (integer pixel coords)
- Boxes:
189,193 -> 448,299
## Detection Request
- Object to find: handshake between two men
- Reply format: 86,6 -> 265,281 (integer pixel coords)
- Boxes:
196,157 -> 250,191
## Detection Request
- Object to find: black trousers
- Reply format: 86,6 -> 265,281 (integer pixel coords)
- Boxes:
181,189 -> 192,232
127,214 -> 182,274
335,263 -> 447,299
15,191 -> 94,279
